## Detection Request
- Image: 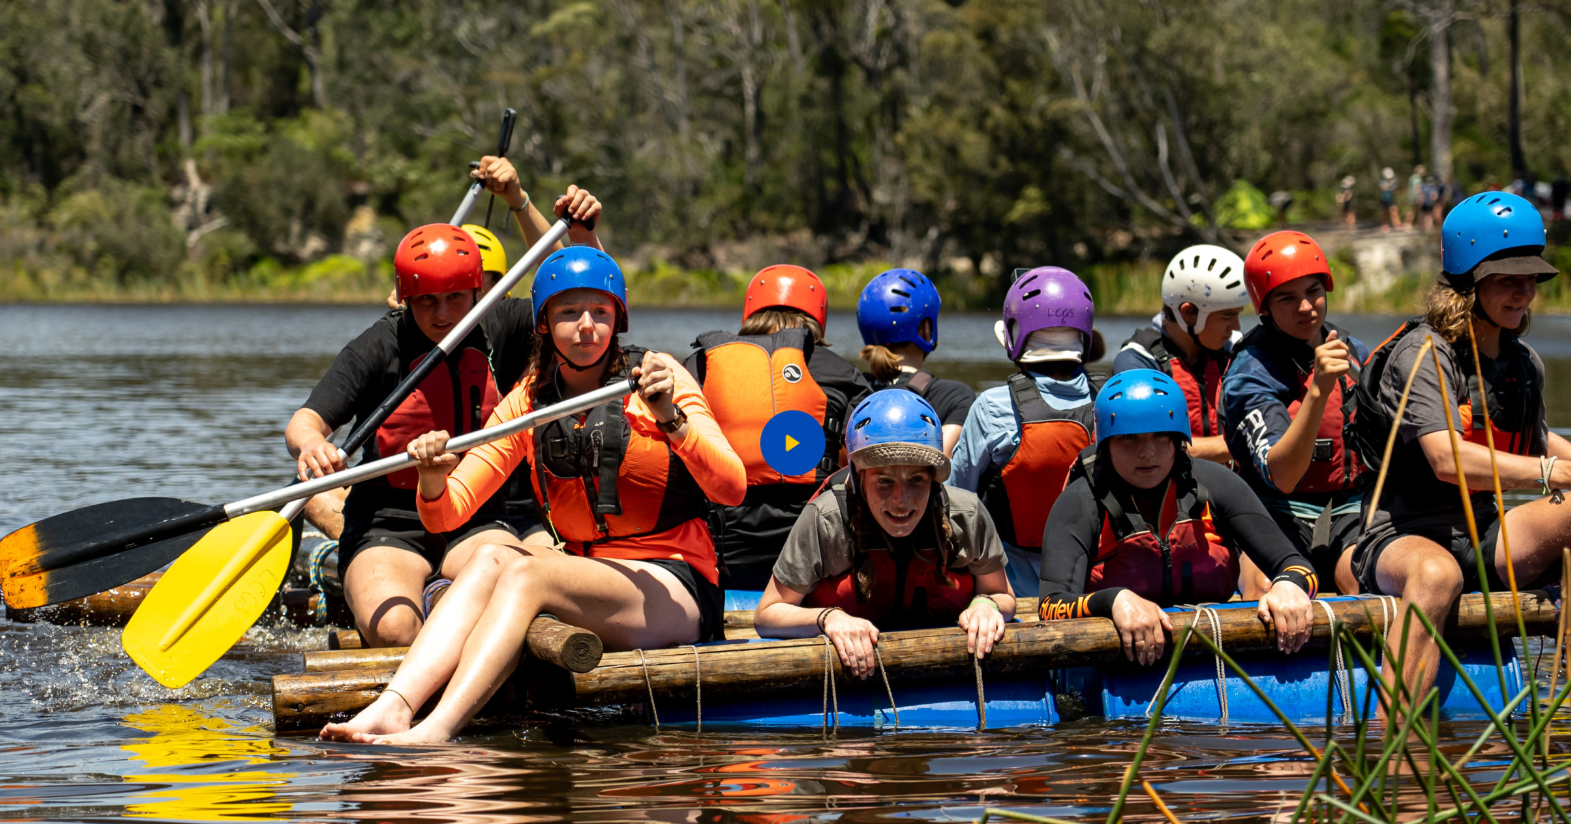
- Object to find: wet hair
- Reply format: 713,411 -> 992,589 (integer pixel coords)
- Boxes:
740,307 -> 828,345
860,320 -> 935,381
843,469 -> 960,601
1424,279 -> 1531,346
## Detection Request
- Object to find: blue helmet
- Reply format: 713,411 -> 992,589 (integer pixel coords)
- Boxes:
1094,369 -> 1192,447
531,247 -> 629,332
1441,192 -> 1556,287
844,389 -> 950,481
857,268 -> 942,353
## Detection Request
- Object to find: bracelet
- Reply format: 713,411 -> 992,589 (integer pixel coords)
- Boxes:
970,594 -> 1002,612
509,191 -> 531,213
816,607 -> 843,634
383,687 -> 416,715
1544,455 -> 1565,503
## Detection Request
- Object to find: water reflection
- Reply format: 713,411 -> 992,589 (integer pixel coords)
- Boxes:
121,705 -> 295,821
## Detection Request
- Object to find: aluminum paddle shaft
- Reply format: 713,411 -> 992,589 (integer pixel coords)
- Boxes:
226,380 -> 633,518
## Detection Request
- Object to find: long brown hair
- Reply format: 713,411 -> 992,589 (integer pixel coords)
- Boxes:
843,471 -> 960,601
739,307 -> 828,345
1422,280 -> 1531,347
523,331 -> 628,404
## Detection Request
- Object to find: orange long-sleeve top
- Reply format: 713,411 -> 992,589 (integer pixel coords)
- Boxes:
416,358 -> 747,585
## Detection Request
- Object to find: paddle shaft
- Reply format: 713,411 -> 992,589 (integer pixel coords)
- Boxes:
452,108 -> 518,227
227,380 -> 634,519
482,109 -> 518,228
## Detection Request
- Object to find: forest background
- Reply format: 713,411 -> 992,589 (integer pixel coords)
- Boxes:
5,0 -> 1571,313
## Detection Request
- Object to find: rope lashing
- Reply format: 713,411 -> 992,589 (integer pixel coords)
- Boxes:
1143,607 -> 1227,723
973,652 -> 987,731
306,539 -> 338,626
420,578 -> 451,619
874,645 -> 899,729
1316,599 -> 1353,723
690,645 -> 702,733
820,636 -> 839,737
636,649 -> 659,729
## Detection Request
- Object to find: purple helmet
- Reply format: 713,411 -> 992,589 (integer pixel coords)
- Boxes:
1001,267 -> 1094,361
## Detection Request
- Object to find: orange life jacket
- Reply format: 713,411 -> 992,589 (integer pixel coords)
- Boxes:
1125,328 -> 1229,437
375,346 -> 500,489
979,372 -> 1096,550
690,329 -> 836,485
803,478 -> 976,627
1085,462 -> 1239,605
530,347 -> 710,553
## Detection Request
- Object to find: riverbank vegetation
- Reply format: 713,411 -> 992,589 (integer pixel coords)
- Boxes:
4,0 -> 1571,311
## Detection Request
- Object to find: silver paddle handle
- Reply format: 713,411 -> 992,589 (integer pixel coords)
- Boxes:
228,380 -> 633,518
450,181 -> 484,226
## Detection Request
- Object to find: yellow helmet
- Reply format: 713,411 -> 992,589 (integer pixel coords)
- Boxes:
460,224 -> 509,289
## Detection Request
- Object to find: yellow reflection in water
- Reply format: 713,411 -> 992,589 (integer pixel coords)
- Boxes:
120,704 -> 296,821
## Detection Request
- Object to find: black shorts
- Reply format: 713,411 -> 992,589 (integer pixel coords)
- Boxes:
1351,518 -> 1506,597
1263,506 -> 1362,591
638,558 -> 725,643
338,495 -> 517,582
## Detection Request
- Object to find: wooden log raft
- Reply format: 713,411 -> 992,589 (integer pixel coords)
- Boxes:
304,616 -> 603,674
7,571 -> 353,629
272,590 -> 1555,732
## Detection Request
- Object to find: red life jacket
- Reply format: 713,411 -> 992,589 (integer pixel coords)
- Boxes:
979,372 -> 1096,550
1124,328 -> 1230,437
803,478 -> 977,627
530,347 -> 709,552
375,346 -> 500,489
1085,461 -> 1240,605
690,329 -> 837,486
1237,321 -> 1367,495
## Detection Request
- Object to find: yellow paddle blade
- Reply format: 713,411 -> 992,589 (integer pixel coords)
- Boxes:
123,512 -> 292,688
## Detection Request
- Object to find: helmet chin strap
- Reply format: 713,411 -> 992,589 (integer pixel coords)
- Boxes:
559,344 -> 613,372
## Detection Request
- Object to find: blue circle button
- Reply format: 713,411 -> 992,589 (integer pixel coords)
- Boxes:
760,410 -> 826,476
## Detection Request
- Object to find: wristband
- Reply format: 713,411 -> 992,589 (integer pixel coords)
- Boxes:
816,606 -> 843,634
970,594 -> 1001,612
509,191 -> 531,213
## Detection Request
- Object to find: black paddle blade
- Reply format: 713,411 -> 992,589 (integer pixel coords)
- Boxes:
2,498 -> 220,608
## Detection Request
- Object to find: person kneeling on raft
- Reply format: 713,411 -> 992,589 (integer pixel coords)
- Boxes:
949,267 -> 1102,599
753,390 -> 1015,680
1222,231 -> 1369,598
319,246 -> 745,745
1037,369 -> 1316,666
1347,191 -> 1570,715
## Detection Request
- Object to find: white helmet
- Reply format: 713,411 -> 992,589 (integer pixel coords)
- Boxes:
1161,244 -> 1249,334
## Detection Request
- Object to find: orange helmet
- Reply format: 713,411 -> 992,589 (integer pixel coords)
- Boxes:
743,265 -> 828,328
1243,231 -> 1333,313
394,224 -> 483,302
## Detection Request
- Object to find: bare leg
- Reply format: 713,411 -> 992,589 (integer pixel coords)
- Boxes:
373,555 -> 702,744
1238,554 -> 1271,601
1334,544 -> 1359,595
439,528 -> 531,580
1374,535 -> 1464,721
1496,498 -> 1571,587
342,546 -> 432,648
303,487 -> 349,541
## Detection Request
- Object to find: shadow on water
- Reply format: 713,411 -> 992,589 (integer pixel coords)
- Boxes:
3,305 -> 1571,822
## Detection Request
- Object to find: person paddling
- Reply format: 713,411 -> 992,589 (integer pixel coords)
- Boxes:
1112,245 -> 1249,465
320,246 -> 745,744
1348,192 -> 1571,716
856,269 -> 976,456
685,265 -> 871,591
1037,369 -> 1315,666
949,267 -> 1102,597
754,390 -> 1014,679
1222,231 -> 1368,597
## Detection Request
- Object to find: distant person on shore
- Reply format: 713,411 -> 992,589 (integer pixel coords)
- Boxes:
856,269 -> 976,456
1338,176 -> 1356,229
1222,231 -> 1368,598
948,267 -> 1103,597
1380,167 -> 1401,233
685,265 -> 871,591
1112,245 -> 1249,466
1407,165 -> 1426,229
1551,174 -> 1569,220
1269,190 -> 1295,228
1345,191 -> 1569,720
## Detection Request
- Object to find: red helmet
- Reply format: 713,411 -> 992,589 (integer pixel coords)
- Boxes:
394,224 -> 483,302
743,264 -> 828,328
1243,231 -> 1334,313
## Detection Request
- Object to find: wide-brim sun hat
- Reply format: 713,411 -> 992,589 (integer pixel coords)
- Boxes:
845,389 -> 951,482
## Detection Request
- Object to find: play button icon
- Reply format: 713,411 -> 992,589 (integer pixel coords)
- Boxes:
760,410 -> 827,477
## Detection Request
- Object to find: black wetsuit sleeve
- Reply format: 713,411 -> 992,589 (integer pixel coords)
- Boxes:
1193,460 -> 1319,596
303,318 -> 398,431
1036,476 -> 1125,620
926,379 -> 978,428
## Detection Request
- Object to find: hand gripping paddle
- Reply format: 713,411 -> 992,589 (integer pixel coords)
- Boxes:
450,108 -> 517,227
1,212 -> 571,611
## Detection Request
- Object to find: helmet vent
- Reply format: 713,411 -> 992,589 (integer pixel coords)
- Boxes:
456,249 -> 470,255
1108,392 -> 1123,401
890,306 -> 909,313
1261,250 -> 1274,261
1500,207 -> 1513,217
1223,279 -> 1241,288
1219,267 -> 1233,277
1193,255 -> 1202,268
1082,290 -> 1092,301
899,276 -> 918,287
1022,289 -> 1042,300
853,417 -> 871,431
920,414 -> 937,426
892,288 -> 912,298
1153,388 -> 1169,395
414,253 -> 429,261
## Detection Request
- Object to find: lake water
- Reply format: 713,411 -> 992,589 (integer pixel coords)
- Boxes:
0,304 -> 1566,822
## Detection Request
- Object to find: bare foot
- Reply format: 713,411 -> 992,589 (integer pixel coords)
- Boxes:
319,692 -> 414,743
369,719 -> 454,746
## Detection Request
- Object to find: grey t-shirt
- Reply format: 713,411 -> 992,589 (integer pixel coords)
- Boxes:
771,485 -> 1007,592
1361,322 -> 1547,544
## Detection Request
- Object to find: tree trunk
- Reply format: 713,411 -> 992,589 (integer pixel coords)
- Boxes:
1428,5 -> 1454,186
1408,80 -> 1423,169
1508,0 -> 1526,176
